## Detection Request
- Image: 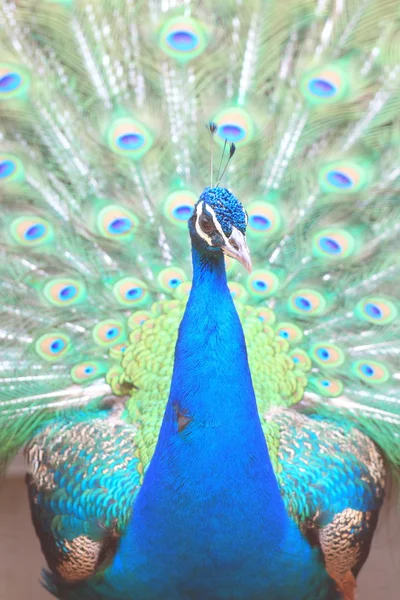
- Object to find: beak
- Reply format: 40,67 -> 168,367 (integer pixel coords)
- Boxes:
222,226 -> 252,273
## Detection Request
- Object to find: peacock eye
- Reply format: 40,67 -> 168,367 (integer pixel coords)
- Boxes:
199,213 -> 214,234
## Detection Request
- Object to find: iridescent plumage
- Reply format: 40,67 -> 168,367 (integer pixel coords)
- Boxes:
1,1 -> 400,598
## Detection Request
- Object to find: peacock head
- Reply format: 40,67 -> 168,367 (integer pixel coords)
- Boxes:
189,186 -> 252,272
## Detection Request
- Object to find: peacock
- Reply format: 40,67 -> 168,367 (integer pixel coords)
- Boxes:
1,0 -> 400,598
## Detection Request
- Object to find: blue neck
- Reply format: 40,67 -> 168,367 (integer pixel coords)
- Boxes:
136,241 -> 286,512
112,244 -> 296,598
165,244 -> 260,426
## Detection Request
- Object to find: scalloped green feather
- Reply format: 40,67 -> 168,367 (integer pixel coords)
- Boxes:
119,298 -> 309,465
92,320 -> 127,347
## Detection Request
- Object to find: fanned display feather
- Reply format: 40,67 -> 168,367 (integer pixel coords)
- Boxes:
0,2 -> 400,596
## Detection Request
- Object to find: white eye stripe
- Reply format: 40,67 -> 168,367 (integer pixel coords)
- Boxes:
195,203 -> 229,247
203,204 -> 226,239
194,203 -> 211,244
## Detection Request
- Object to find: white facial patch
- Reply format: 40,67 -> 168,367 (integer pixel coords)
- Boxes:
194,202 -> 230,247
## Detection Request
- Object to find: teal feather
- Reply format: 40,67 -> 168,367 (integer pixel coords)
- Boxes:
0,0 -> 400,598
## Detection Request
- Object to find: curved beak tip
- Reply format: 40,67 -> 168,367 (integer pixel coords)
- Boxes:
244,257 -> 252,273
222,227 -> 252,273
232,250 -> 252,273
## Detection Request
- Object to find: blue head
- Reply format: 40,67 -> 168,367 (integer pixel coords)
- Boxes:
189,187 -> 252,271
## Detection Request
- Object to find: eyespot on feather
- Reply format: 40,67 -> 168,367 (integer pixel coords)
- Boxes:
0,64 -> 30,99
0,154 -> 24,183
311,376 -> 344,397
109,343 -> 128,361
256,308 -> 276,325
246,202 -> 282,236
288,289 -> 327,316
43,278 -> 87,306
300,64 -> 350,104
312,228 -> 356,260
71,361 -> 108,384
96,205 -> 138,240
228,281 -> 248,303
289,349 -> 312,371
224,255 -> 236,276
212,107 -> 254,147
10,216 -> 54,246
92,320 -> 126,347
113,277 -> 149,307
247,270 -> 280,298
319,160 -> 372,193
173,281 -> 192,300
352,360 -> 390,384
128,310 -> 153,329
106,117 -> 153,159
355,297 -> 398,325
35,332 -> 71,362
164,190 -> 196,226
106,364 -> 125,395
310,342 -> 345,368
157,267 -> 186,293
276,322 -> 303,344
159,17 -> 208,62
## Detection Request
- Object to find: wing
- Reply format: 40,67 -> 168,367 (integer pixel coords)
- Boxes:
25,410 -> 142,587
266,408 -> 386,598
